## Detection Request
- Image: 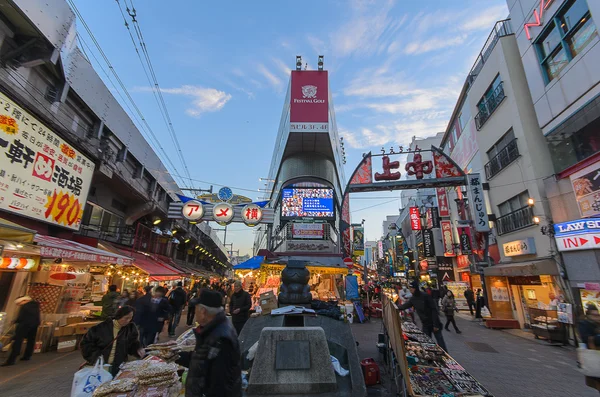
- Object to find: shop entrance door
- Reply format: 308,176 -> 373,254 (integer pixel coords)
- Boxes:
510,285 -> 526,328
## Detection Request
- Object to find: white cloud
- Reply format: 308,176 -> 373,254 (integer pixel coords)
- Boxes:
231,68 -> 245,77
272,58 -> 292,80
257,63 -> 283,91
404,35 -> 467,55
307,35 -> 327,55
137,85 -> 231,117
460,5 -> 508,32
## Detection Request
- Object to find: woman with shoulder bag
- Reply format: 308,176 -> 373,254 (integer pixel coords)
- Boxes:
80,306 -> 145,376
441,291 -> 462,334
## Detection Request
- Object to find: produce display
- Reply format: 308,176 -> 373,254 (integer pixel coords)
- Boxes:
400,320 -> 493,396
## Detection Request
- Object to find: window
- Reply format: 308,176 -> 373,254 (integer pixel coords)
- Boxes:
81,203 -> 124,232
485,129 -> 519,179
475,74 -> 506,129
496,191 -> 534,235
536,0 -> 598,83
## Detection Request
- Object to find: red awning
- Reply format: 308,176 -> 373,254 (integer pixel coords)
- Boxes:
127,251 -> 183,277
34,235 -> 133,265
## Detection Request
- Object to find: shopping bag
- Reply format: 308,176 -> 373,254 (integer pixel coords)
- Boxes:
70,356 -> 113,397
578,347 -> 600,377
481,306 -> 491,318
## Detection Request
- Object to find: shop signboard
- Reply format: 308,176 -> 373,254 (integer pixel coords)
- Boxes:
352,226 -> 365,256
466,174 -> 490,232
436,188 -> 450,217
441,220 -> 455,257
286,241 -> 333,253
457,226 -> 473,255
423,229 -> 435,258
437,259 -> 455,282
409,207 -> 421,230
431,207 -> 440,229
554,218 -> 600,236
291,224 -> 324,239
502,238 -> 536,257
570,163 -> 600,218
456,254 -> 470,269
378,240 -> 384,259
0,91 -> 94,230
555,233 -> 600,252
289,70 -> 329,133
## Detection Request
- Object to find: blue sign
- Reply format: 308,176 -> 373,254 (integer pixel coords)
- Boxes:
554,218 -> 600,236
302,197 -> 334,212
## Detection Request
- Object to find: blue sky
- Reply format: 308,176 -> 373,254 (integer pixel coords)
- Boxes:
72,0 -> 508,255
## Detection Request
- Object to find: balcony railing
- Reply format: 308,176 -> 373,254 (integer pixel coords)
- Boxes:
496,206 -> 535,235
475,82 -> 506,130
77,225 -> 136,246
484,139 -> 520,179
467,19 -> 513,88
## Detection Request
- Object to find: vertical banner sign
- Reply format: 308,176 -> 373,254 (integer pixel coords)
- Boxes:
423,229 -> 435,258
425,208 -> 434,229
0,91 -> 94,230
458,226 -> 473,255
378,240 -> 384,259
289,71 -> 329,133
436,188 -> 450,217
431,207 -> 440,229
409,207 -> 422,230
395,235 -> 404,261
441,221 -> 455,257
352,226 -> 365,256
467,174 -> 490,232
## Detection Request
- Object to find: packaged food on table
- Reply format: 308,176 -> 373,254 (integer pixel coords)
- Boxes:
137,362 -> 179,379
92,378 -> 137,397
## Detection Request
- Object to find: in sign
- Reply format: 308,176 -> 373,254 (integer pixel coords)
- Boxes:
212,202 -> 234,225
182,200 -> 204,221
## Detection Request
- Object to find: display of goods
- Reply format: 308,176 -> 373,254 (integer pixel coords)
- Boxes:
92,378 -> 137,396
401,321 -> 421,333
409,366 -> 457,396
439,356 -> 464,371
452,379 -> 492,396
534,316 -> 558,323
120,360 -> 151,371
137,362 -> 179,379
176,328 -> 196,346
404,332 -> 432,343
28,284 -> 63,313
441,368 -> 476,383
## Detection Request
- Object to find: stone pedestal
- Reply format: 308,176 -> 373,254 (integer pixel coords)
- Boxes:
247,327 -> 337,395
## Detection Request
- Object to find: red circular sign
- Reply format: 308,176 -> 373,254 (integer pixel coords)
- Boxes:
343,257 -> 354,268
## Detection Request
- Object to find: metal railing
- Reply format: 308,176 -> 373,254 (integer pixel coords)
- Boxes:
496,206 -> 535,235
467,19 -> 513,88
484,139 -> 520,179
475,82 -> 506,130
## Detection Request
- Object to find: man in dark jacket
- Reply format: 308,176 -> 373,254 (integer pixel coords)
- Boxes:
229,280 -> 251,335
2,296 -> 41,366
464,288 -> 475,316
187,286 -> 199,326
81,306 -> 144,376
398,280 -> 448,352
168,282 -> 187,337
177,289 -> 242,397
101,284 -> 120,319
135,286 -> 171,346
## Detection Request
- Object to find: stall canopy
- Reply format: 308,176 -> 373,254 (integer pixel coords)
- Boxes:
234,256 -> 264,270
34,235 -> 133,265
0,218 -> 36,243
124,251 -> 182,280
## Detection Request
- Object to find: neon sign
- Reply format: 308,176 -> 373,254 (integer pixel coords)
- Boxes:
524,0 -> 555,40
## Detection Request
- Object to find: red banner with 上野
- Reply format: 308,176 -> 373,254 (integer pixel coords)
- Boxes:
0,91 -> 95,230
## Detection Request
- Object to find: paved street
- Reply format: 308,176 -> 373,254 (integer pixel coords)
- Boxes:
0,310 -> 595,397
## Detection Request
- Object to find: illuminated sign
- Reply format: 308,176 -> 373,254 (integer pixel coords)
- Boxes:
441,220 -> 455,257
554,219 -> 600,236
182,200 -> 204,221
524,0 -> 555,40
212,202 -> 234,225
281,188 -> 334,219
556,233 -> 600,252
241,204 -> 263,226
409,207 -> 421,230
0,91 -> 94,230
503,238 -> 536,257
290,71 -> 329,133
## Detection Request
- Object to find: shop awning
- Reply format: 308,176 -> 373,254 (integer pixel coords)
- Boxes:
483,259 -> 560,277
126,251 -> 183,277
34,235 -> 133,265
234,256 -> 264,270
270,256 -> 349,275
0,218 -> 36,243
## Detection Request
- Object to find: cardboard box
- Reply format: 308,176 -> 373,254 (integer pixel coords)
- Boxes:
63,325 -> 76,336
57,336 -> 77,353
66,316 -> 84,325
74,321 -> 101,335
259,291 -> 278,315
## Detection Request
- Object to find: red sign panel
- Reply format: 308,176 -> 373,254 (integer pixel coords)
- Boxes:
290,71 -> 329,133
409,207 -> 421,230
441,220 -> 455,257
436,188 -> 450,217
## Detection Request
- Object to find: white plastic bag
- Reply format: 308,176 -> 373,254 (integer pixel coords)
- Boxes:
330,356 -> 349,376
70,356 -> 113,397
578,347 -> 600,377
481,306 -> 491,318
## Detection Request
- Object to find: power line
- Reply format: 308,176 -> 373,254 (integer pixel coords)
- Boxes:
117,0 -> 194,189
66,0 -> 189,189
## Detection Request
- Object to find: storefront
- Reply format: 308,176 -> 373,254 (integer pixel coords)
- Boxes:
483,259 -> 566,333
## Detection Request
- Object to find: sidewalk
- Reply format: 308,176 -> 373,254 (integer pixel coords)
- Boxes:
0,316 -> 192,397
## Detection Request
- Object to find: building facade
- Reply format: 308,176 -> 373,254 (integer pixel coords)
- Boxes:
507,0 -> 600,311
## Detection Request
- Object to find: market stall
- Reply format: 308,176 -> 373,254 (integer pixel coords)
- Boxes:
382,296 -> 493,396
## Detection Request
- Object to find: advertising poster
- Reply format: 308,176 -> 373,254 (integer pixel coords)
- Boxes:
352,226 -> 364,256
291,224 -> 324,239
436,188 -> 450,217
458,226 -> 473,255
0,91 -> 94,230
491,286 -> 510,302
289,70 -> 329,133
281,188 -> 334,218
570,163 -> 600,218
423,229 -> 435,258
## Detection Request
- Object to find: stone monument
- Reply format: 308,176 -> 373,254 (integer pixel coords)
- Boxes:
278,260 -> 311,305
246,326 -> 337,395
